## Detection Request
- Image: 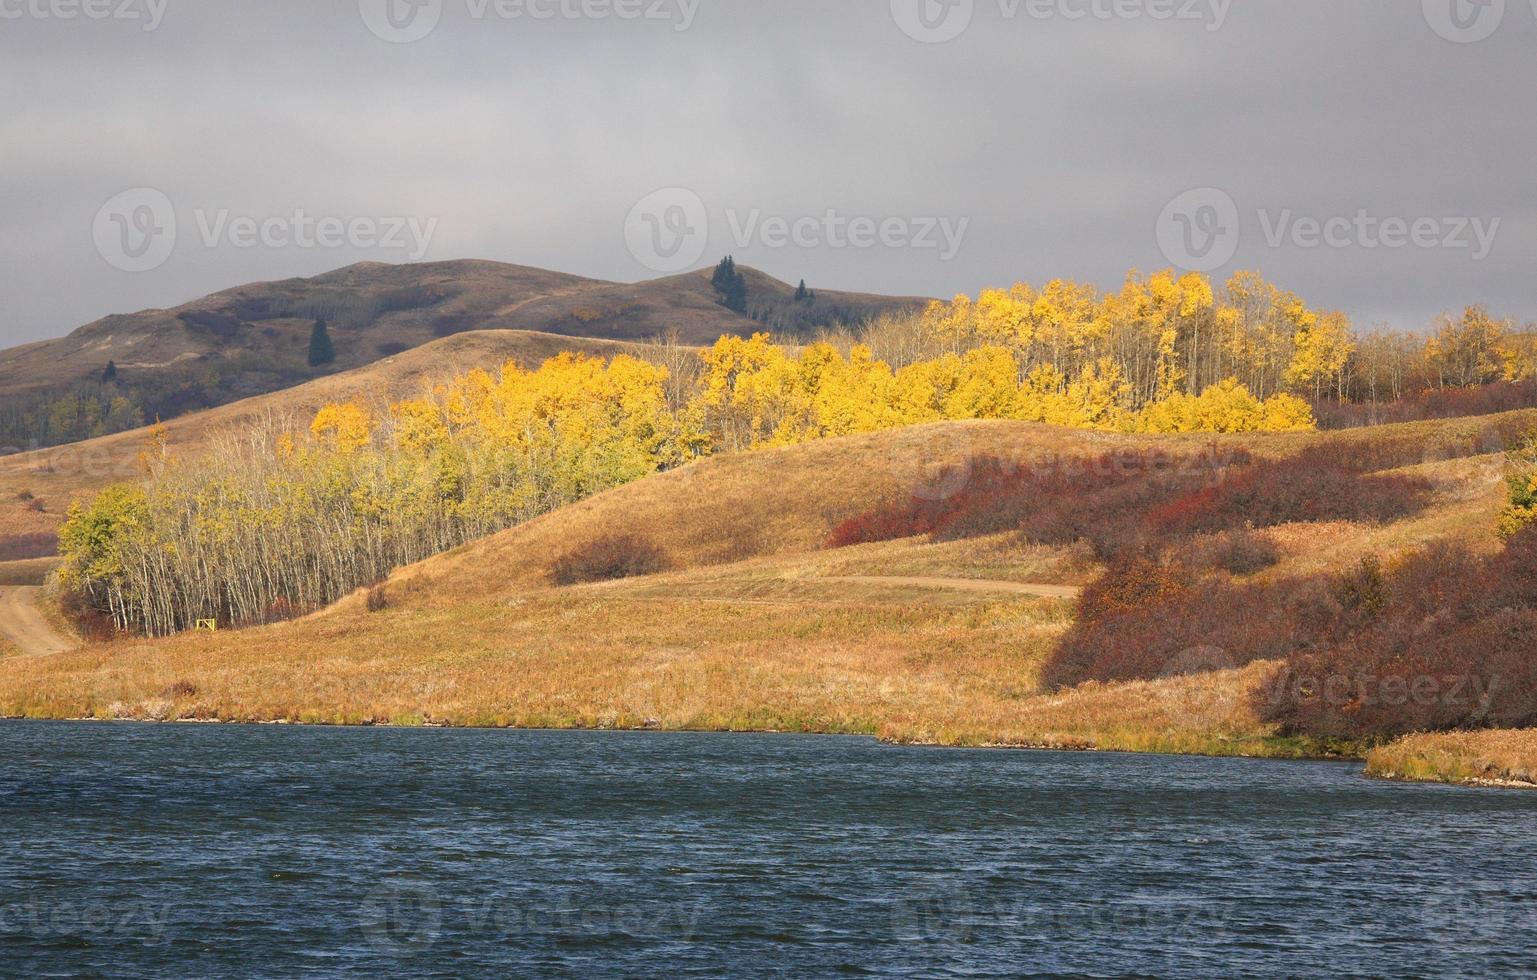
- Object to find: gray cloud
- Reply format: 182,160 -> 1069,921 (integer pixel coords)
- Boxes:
1,0 -> 1533,346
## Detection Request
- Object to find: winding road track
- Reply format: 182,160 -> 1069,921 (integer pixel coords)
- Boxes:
819,576 -> 1082,600
0,586 -> 75,657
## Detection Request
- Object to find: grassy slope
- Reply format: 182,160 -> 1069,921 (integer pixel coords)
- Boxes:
0,411 -> 1526,758
0,329 -> 642,541
1368,730 -> 1537,788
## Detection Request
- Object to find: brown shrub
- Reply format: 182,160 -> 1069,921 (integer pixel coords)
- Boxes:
1257,529 -> 1537,739
0,532 -> 59,561
1217,531 -> 1280,576
550,535 -> 671,586
366,586 -> 389,613
58,586 -> 119,642
1041,566 -> 1338,691
1179,528 -> 1281,577
1331,556 -> 1390,619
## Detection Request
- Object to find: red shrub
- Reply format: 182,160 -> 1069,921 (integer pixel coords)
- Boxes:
1147,446 -> 1434,537
1315,379 -> 1537,430
828,450 -> 1243,558
1257,530 -> 1537,739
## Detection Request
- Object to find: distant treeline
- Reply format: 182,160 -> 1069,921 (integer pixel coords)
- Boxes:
0,353 -> 315,453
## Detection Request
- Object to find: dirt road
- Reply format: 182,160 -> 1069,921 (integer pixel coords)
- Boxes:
0,586 -> 75,657
820,576 -> 1082,599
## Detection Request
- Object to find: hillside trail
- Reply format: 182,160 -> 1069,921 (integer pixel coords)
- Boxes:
0,586 -> 76,657
817,576 -> 1082,599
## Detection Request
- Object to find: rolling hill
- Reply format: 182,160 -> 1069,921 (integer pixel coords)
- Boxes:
0,259 -> 927,407
1,411 -> 1523,760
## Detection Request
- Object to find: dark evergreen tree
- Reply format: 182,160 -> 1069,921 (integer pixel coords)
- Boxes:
307,319 -> 336,367
711,255 -> 736,292
101,361 -> 118,383
711,256 -> 748,314
795,279 -> 810,302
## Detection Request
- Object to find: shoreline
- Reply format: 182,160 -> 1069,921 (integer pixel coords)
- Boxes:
2,710 -> 1364,763
19,713 -> 1537,792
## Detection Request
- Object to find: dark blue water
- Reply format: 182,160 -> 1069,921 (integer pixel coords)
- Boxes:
3,723 -> 1536,978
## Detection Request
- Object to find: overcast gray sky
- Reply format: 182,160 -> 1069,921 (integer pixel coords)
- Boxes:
1,0 -> 1533,347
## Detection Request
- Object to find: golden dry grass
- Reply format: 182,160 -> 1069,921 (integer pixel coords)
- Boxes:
0,412 -> 1529,761
390,420 -> 1227,605
1367,730 -> 1537,788
0,558 -> 60,586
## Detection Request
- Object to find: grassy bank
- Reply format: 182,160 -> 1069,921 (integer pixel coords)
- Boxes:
1367,730 -> 1537,788
0,539 -> 1365,760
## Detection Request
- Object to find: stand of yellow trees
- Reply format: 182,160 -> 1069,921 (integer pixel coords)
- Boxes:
63,266 -> 1524,637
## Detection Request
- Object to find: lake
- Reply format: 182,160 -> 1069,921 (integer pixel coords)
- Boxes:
2,722 -> 1535,977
